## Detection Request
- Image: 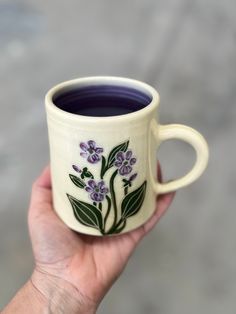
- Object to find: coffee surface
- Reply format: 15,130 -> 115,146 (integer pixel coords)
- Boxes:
53,85 -> 151,117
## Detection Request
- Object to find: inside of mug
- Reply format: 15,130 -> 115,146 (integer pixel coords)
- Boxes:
53,85 -> 152,117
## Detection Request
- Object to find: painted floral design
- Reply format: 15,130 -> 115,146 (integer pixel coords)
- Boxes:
67,139 -> 147,235
122,173 -> 138,188
72,165 -> 82,173
72,165 -> 94,179
115,150 -> 137,176
129,173 -> 138,181
80,140 -> 103,164
85,180 -> 109,202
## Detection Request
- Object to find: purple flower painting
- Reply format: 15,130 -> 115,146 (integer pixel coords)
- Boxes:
67,139 -> 147,235
114,150 -> 137,176
85,180 -> 109,202
80,140 -> 103,164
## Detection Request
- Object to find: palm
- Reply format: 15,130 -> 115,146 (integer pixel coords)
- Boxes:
28,167 -> 174,304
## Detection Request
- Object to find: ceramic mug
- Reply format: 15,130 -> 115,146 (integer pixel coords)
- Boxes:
45,76 -> 209,236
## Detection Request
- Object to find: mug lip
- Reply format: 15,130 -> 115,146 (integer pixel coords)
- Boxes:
45,76 -> 160,123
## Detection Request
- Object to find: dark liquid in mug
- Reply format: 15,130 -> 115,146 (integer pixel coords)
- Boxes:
53,85 -> 151,117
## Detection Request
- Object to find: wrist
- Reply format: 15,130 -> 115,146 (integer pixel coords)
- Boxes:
2,281 -> 47,314
30,269 -> 97,314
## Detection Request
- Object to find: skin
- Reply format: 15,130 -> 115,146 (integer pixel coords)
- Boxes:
2,165 -> 175,314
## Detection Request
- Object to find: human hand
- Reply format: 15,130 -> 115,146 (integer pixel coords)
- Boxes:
28,165 -> 175,313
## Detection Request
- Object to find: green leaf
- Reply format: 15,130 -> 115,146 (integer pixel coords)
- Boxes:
106,140 -> 129,170
84,171 -> 91,178
67,194 -> 103,231
100,156 -> 106,179
121,181 -> 147,219
69,174 -> 86,188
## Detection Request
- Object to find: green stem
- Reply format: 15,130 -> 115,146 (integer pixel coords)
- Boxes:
124,186 -> 128,195
104,195 -> 111,232
98,202 -> 102,211
100,168 -> 104,180
114,219 -> 127,234
107,169 -> 118,233
100,156 -> 106,179
93,202 -> 97,207
107,217 -> 126,235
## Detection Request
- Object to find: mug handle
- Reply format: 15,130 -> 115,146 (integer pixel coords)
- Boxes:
150,120 -> 209,194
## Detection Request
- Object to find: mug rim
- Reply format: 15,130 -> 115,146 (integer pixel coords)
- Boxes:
45,76 -> 160,123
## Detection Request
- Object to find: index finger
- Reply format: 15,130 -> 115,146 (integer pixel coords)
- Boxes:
34,165 -> 52,190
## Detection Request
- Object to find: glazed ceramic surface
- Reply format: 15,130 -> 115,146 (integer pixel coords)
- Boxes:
45,76 -> 209,236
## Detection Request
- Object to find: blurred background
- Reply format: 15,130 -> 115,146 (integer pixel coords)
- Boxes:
0,0 -> 235,313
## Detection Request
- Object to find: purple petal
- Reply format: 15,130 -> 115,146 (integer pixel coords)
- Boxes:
97,181 -> 105,188
88,154 -> 100,164
126,150 -> 132,160
85,186 -> 93,193
114,161 -> 122,168
119,165 -> 132,176
101,187 -> 109,194
97,193 -> 104,201
97,181 -> 109,194
125,165 -> 132,175
91,192 -> 104,202
90,192 -> 98,201
80,152 -> 88,158
72,165 -> 81,173
80,142 -> 88,152
87,155 -> 95,163
87,155 -> 95,164
130,173 -> 137,181
130,157 -> 136,165
88,140 -> 96,149
95,147 -> 103,154
119,165 -> 126,175
116,151 -> 125,162
88,180 -> 96,189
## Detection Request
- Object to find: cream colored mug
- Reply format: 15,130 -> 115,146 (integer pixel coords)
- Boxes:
45,76 -> 209,236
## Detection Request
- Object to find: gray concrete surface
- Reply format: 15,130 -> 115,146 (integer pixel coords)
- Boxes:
0,0 -> 236,313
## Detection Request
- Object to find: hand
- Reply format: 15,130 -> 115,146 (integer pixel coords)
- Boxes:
28,165 -> 175,313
